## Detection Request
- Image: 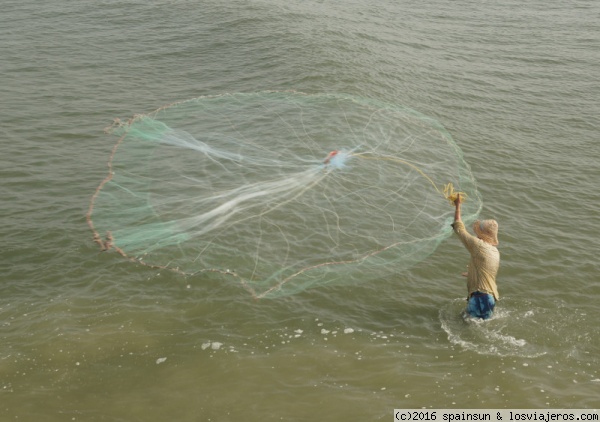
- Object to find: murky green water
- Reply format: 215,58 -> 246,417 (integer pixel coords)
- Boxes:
1,0 -> 599,420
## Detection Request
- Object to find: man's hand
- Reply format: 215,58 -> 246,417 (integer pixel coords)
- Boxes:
454,193 -> 462,207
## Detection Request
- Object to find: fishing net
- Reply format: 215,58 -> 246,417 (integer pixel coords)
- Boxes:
87,92 -> 481,298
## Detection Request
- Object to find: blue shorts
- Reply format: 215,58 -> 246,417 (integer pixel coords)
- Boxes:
466,292 -> 495,320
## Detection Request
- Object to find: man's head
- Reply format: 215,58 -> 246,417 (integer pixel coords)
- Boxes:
473,219 -> 499,246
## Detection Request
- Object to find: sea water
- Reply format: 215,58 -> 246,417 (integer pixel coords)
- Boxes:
1,0 -> 599,420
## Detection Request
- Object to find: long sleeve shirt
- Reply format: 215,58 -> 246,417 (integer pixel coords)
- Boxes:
452,220 -> 500,300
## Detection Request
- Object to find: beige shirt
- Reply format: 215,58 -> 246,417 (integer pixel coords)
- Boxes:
453,221 -> 500,300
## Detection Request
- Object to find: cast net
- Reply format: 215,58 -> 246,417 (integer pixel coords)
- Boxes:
87,92 -> 481,298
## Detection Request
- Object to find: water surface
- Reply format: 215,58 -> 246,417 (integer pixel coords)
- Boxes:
1,0 -> 599,419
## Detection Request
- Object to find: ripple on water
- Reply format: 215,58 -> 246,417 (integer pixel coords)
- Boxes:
437,297 -> 570,358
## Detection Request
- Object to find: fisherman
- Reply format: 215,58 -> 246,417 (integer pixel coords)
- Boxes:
452,194 -> 500,319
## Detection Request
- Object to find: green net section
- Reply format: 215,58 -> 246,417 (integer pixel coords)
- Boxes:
88,92 -> 481,298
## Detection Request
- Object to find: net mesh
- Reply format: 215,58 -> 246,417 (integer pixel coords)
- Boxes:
87,92 -> 481,298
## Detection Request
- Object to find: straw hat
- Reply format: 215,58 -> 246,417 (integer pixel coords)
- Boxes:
473,219 -> 499,246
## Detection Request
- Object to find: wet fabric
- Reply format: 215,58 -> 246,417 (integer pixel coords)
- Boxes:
466,292 -> 496,319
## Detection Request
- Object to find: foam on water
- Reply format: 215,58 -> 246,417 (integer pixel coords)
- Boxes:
2,0 -> 600,416
439,298 -> 547,358
192,317 -> 399,360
